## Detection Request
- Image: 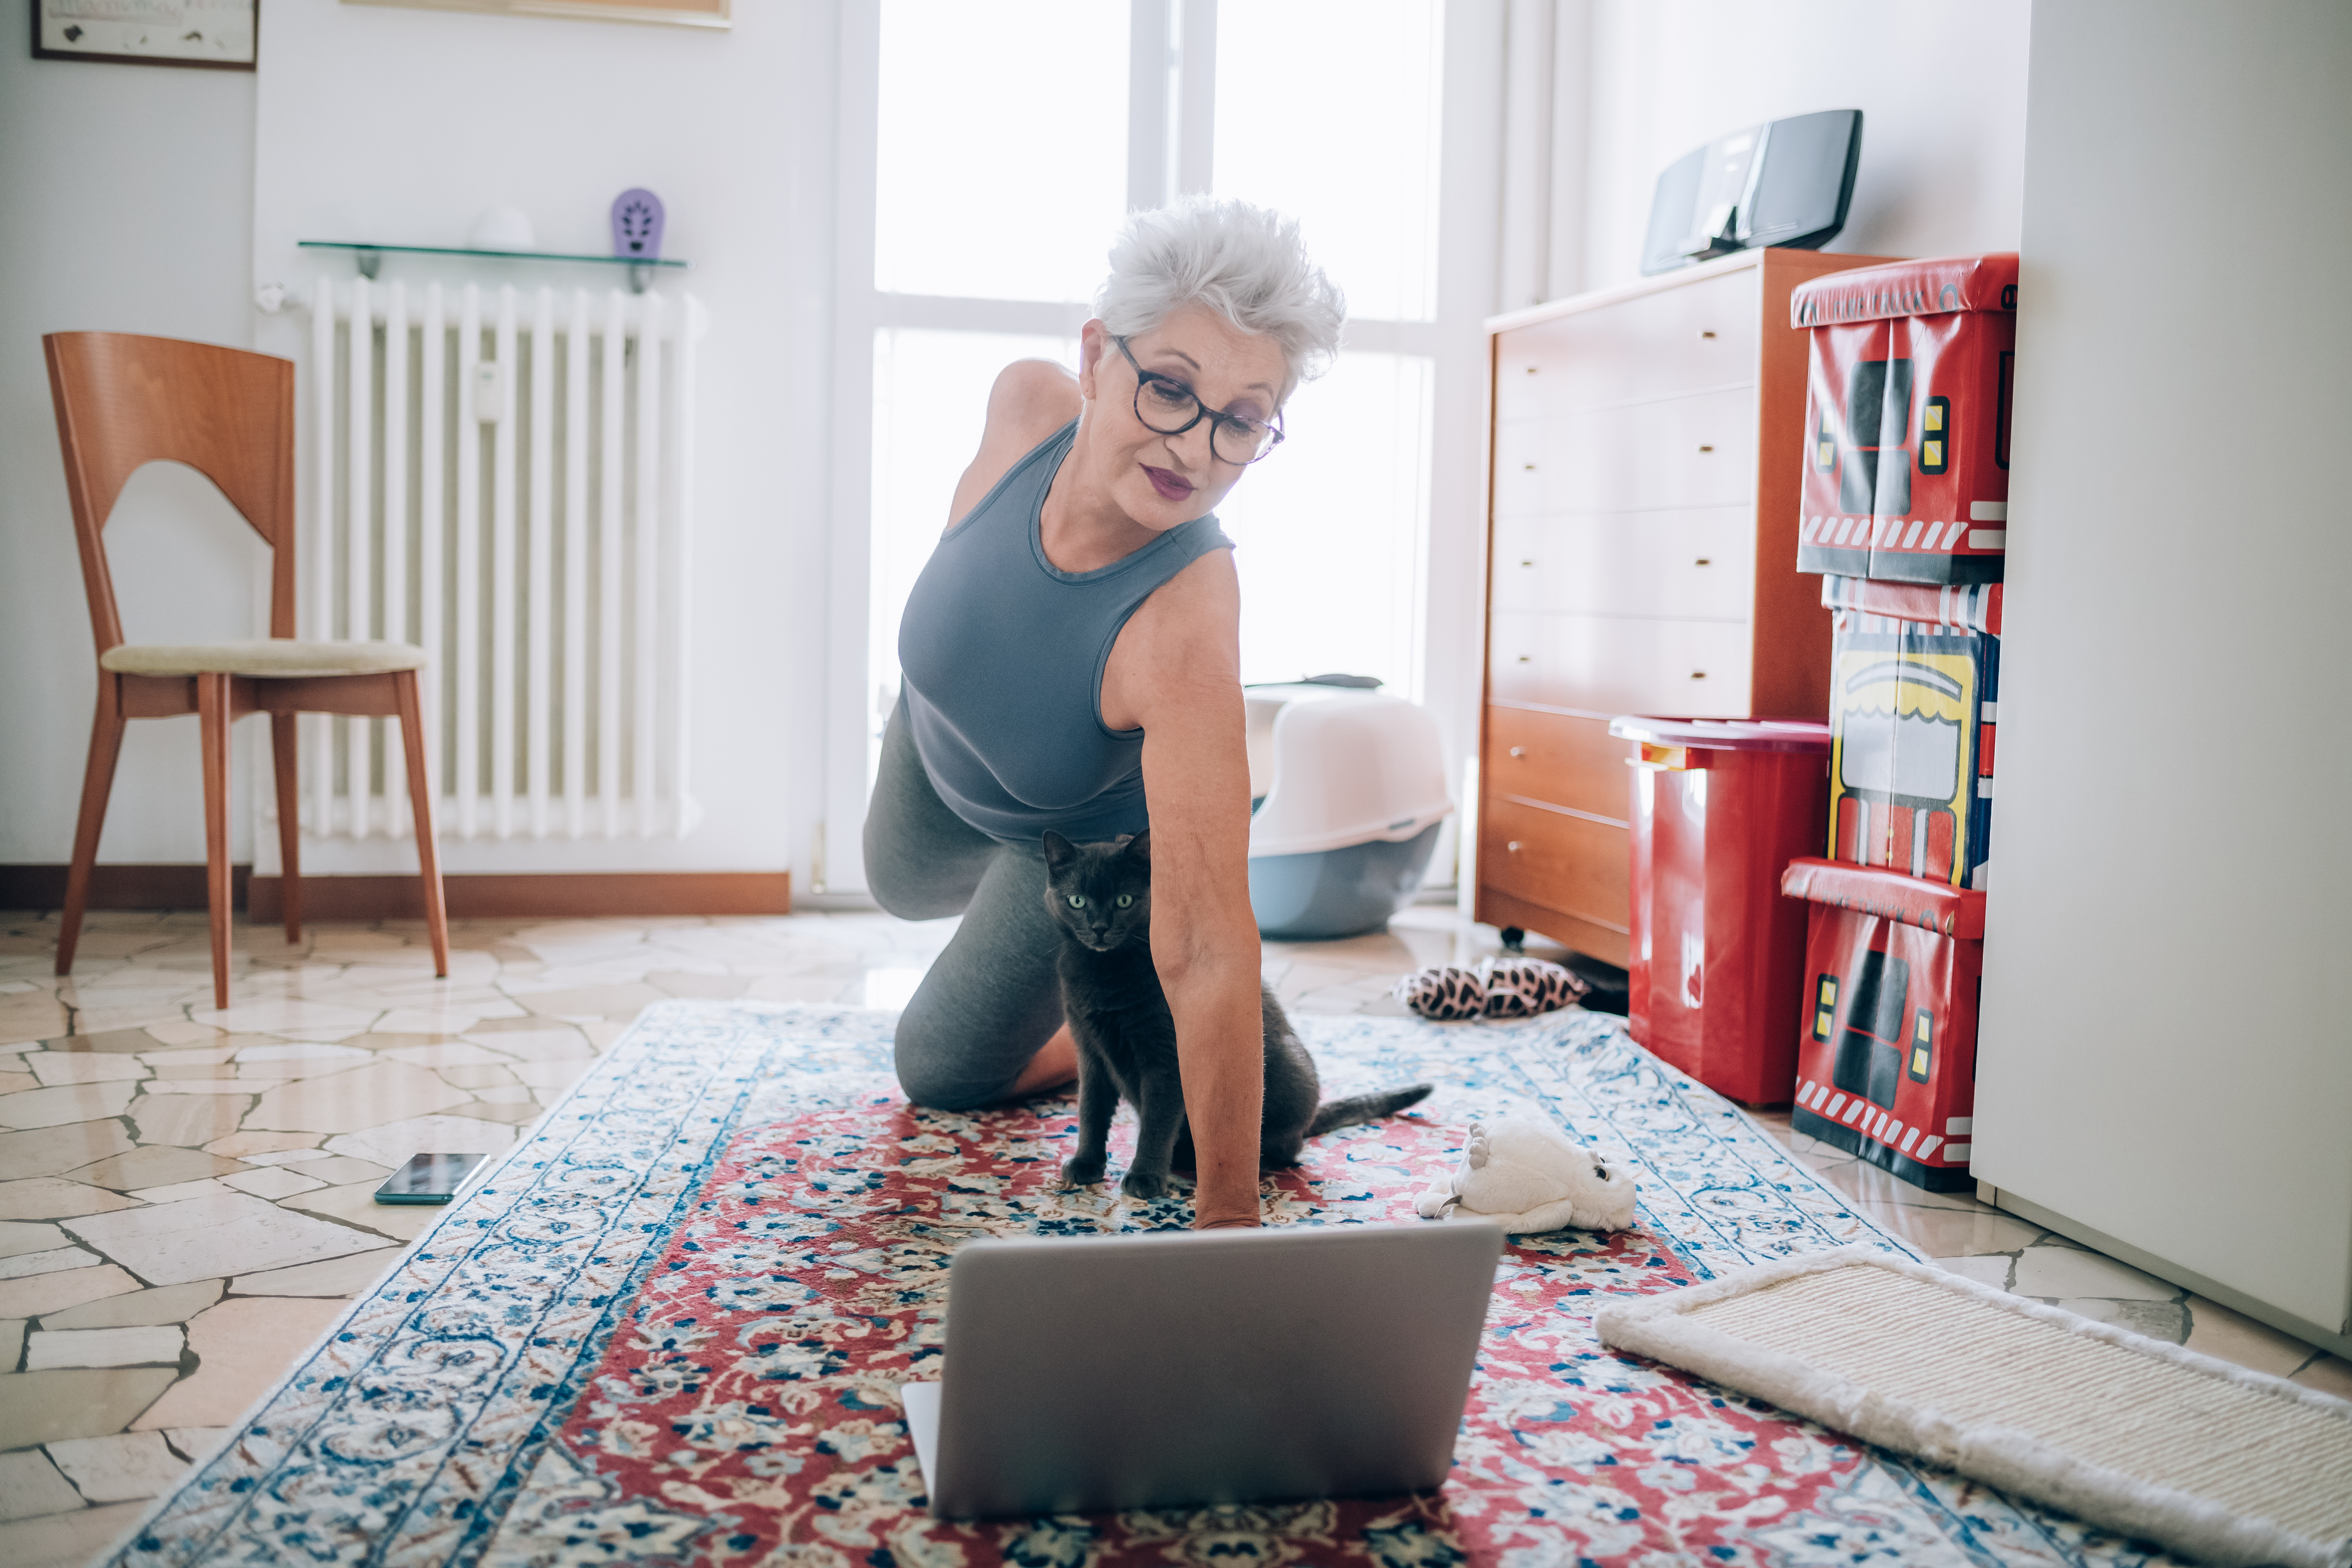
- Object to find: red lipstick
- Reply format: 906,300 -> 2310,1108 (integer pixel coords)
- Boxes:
1143,465 -> 1194,501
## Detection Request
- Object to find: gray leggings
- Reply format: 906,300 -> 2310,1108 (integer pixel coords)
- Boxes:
864,698 -> 1066,1109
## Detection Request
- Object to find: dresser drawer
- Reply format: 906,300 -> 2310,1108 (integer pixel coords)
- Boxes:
1493,268 -> 1760,421
1484,706 -> 1631,825
1489,611 -> 1753,717
1481,798 -> 1630,935
1492,389 -> 1756,517
1492,508 -> 1754,621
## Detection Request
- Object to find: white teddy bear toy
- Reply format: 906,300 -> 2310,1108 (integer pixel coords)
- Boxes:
1414,1113 -> 1638,1233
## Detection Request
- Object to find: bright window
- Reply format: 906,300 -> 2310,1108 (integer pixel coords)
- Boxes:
1219,351 -> 1432,691
1211,0 -> 1442,694
873,2 -> 1129,305
1213,0 -> 1445,324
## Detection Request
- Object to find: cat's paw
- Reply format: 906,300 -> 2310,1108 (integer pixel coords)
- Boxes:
1119,1168 -> 1170,1201
1061,1155 -> 1106,1188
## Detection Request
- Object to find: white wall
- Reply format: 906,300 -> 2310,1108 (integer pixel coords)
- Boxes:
246,0 -> 838,879
0,0 -> 842,888
0,0 -> 261,867
1573,0 -> 2031,294
1974,0 -> 2352,1339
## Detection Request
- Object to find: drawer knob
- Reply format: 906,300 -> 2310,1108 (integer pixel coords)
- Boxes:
1690,671 -> 1708,680
1695,557 -> 1711,566
1519,558 -> 1535,568
1508,746 -> 1527,758
1516,655 -> 1533,663
1698,444 -> 1715,453
1507,841 -> 1524,853
1523,463 -> 1535,470
1699,329 -> 1717,339
1525,365 -> 1538,374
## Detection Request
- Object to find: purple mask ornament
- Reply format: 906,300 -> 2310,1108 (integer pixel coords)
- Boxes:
611,189 -> 665,260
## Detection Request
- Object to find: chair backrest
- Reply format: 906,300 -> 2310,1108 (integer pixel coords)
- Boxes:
44,332 -> 298,655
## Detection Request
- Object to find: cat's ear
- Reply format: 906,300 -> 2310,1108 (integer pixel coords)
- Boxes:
1124,830 -> 1152,864
1040,830 -> 1076,871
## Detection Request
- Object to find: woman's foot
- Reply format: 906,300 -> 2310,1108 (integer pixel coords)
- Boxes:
1003,1024 -> 1079,1099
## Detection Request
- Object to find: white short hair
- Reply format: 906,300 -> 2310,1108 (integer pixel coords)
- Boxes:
1094,197 -> 1346,389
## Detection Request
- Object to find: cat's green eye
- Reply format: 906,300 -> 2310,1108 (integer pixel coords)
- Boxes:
1115,893 -> 1134,908
1067,895 -> 1086,909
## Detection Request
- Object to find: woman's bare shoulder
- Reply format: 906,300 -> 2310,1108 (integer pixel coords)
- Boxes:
946,359 -> 1082,531
1102,549 -> 1241,731
990,358 -> 1081,430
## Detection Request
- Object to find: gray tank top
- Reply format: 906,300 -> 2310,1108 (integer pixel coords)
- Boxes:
898,421 -> 1235,844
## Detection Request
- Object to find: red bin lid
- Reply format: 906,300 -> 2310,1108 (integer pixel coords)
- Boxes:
1607,716 -> 1831,754
1779,857 -> 1986,940
1790,252 -> 2019,328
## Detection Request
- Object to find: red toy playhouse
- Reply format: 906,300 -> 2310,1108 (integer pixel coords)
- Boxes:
1791,254 -> 2017,584
1781,857 -> 1983,1192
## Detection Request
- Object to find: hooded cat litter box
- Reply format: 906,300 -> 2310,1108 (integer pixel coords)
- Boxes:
1246,687 -> 1453,940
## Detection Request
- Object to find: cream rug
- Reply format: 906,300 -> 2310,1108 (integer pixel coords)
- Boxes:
1597,1247 -> 2352,1568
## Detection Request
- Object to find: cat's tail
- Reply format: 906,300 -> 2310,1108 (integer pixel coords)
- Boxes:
1307,1083 -> 1434,1138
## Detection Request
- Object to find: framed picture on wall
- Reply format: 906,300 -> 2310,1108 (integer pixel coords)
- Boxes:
33,0 -> 258,68
343,0 -> 729,27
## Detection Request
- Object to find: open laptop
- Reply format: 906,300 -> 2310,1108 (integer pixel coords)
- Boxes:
898,1220 -> 1503,1520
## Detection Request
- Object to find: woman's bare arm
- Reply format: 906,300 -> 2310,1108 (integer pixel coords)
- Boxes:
946,359 -> 1081,532
1108,550 -> 1264,1228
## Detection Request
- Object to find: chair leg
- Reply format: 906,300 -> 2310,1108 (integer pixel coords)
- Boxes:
197,674 -> 234,1011
57,686 -> 128,977
270,713 -> 303,944
394,671 -> 450,979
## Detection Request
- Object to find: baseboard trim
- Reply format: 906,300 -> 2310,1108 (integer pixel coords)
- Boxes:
249,872 -> 791,920
1980,1181 -> 2352,1362
2,865 -> 789,920
0,863 -> 250,912
792,890 -> 882,912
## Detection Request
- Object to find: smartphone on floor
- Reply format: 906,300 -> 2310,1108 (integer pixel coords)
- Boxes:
374,1152 -> 490,1205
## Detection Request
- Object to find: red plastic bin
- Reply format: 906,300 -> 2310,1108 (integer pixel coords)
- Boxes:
1610,716 -> 1830,1105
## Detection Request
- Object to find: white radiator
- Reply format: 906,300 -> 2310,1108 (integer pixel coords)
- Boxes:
296,276 -> 705,842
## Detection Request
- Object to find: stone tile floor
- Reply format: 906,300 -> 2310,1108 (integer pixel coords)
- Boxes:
0,904 -> 2344,1566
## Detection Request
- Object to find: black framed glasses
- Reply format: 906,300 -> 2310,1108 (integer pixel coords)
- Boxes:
1114,336 -> 1285,465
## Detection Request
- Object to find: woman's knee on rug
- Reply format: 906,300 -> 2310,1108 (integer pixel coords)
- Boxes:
890,955 -> 1062,1111
891,1013 -> 1024,1110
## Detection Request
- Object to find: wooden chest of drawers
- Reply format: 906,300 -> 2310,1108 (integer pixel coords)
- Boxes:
1475,248 -> 1896,967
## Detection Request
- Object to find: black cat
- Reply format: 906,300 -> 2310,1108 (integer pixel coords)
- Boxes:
1041,830 -> 1433,1200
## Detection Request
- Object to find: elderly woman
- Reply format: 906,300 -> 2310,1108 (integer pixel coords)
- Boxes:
863,198 -> 1344,1231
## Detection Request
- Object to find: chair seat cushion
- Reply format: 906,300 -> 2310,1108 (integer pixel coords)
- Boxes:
100,640 -> 428,678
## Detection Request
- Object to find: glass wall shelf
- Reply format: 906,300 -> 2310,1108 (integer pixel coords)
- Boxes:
298,240 -> 689,294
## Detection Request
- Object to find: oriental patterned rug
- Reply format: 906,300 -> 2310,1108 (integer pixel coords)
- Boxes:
106,1002 -> 2186,1567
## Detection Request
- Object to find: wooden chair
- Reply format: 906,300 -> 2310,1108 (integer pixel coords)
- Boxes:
44,332 -> 449,1009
